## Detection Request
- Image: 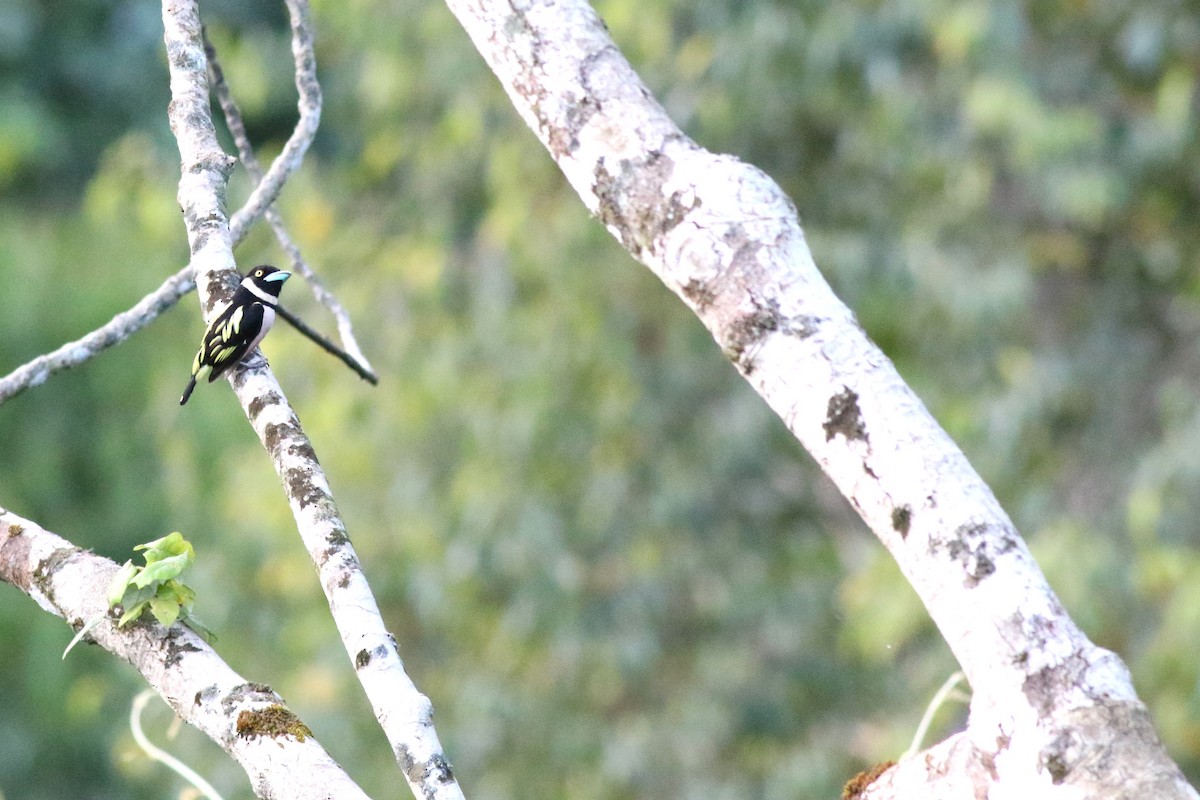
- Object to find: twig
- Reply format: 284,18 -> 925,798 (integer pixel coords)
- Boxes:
205,27 -> 377,382
274,304 -> 379,384
130,690 -> 226,800
225,0 -> 321,244
0,0 -> 368,410
0,266 -> 194,406
902,671 -> 968,760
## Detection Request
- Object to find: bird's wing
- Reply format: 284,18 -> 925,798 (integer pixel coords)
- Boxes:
204,302 -> 266,381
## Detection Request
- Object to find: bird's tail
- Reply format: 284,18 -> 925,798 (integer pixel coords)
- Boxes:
180,376 -> 197,405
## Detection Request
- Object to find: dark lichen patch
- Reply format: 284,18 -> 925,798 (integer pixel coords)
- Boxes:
592,147 -> 697,258
33,546 -> 78,594
356,643 -> 389,670
287,440 -> 319,464
202,272 -> 237,313
502,8 -> 535,38
681,277 -> 717,310
248,391 -> 284,419
326,528 -> 350,548
936,522 -> 1019,587
724,298 -> 781,373
1022,648 -> 1090,717
163,630 -> 204,667
195,152 -> 236,178
1043,750 -> 1070,784
222,682 -> 277,715
1038,729 -> 1078,785
397,745 -> 421,783
195,684 -> 219,706
427,753 -> 456,785
284,467 -> 325,509
842,760 -> 895,799
236,705 -> 311,743
782,314 -> 819,340
397,745 -> 456,787
891,505 -> 912,538
550,92 -> 600,156
823,387 -> 867,442
264,421 -> 297,453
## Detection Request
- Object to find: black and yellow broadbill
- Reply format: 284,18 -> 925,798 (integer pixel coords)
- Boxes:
179,265 -> 291,405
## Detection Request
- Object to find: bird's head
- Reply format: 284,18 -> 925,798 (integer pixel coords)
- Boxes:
243,265 -> 291,299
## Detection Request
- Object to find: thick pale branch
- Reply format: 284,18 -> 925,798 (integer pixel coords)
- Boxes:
442,1 -> 1196,797
0,508 -> 370,800
162,2 -> 462,798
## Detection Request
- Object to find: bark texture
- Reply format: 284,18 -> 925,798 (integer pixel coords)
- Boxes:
442,1 -> 1196,796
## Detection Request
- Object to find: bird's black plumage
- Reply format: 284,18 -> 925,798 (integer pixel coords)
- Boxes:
180,265 -> 291,405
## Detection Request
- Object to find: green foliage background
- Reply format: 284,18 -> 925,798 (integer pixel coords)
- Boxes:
2,0 -> 1200,797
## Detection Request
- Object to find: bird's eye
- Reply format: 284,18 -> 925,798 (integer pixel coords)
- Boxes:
255,270 -> 263,276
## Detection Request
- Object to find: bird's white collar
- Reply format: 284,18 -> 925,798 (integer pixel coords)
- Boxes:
242,276 -> 280,305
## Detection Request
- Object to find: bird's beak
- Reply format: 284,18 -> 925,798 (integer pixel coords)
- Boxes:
265,271 -> 291,283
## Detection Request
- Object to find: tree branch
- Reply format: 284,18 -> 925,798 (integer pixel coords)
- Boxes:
205,28 -> 377,382
274,302 -> 379,384
224,0 -> 321,245
441,1 -> 1197,797
0,508 -> 370,800
0,265 -> 194,406
162,2 -> 461,798
0,0 -> 354,408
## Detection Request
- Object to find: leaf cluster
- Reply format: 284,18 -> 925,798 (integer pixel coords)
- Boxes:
107,532 -> 198,629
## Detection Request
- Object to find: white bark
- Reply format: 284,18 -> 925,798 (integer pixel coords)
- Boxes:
442,1 -> 1196,797
0,508 -> 370,800
161,1 -> 462,798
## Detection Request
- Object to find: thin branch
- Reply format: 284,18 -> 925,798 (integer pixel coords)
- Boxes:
0,265 -> 194,406
0,0 -> 367,409
130,690 -> 226,800
205,27 -> 377,382
275,303 -> 379,384
902,671 -> 967,760
0,509 -> 371,800
225,0 -> 321,245
163,2 -> 462,798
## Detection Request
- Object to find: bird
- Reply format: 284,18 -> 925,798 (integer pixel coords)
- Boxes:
179,265 -> 291,405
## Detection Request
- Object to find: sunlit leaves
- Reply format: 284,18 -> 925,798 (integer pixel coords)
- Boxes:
107,532 -> 198,629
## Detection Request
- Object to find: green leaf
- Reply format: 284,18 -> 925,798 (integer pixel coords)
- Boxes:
107,533 -> 200,629
148,595 -> 181,627
118,600 -> 150,628
106,560 -> 138,606
170,581 -> 196,609
134,531 -> 191,560
132,552 -> 192,587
